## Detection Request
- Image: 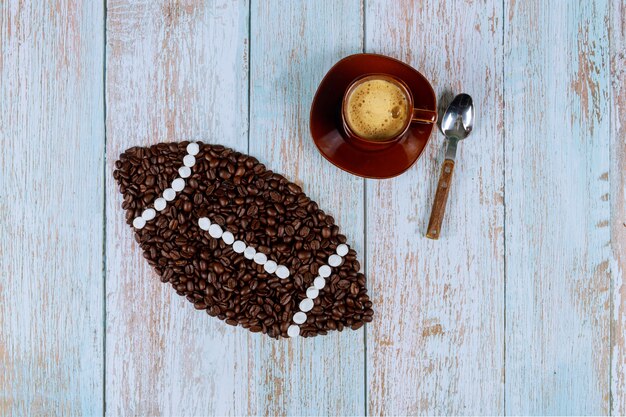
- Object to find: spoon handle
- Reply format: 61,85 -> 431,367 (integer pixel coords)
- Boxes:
426,158 -> 455,239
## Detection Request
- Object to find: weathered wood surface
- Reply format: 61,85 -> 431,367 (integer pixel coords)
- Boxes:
610,0 -> 626,414
2,0 -> 625,415
365,0 -> 505,415
0,1 -> 105,416
504,0 -> 612,414
246,1 -> 365,415
105,1 -> 250,415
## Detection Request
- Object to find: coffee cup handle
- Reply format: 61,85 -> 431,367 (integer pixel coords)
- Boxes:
412,108 -> 437,124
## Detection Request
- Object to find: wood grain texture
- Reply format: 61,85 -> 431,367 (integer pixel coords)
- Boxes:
105,1 -> 250,415
0,1 -> 104,415
610,0 -> 626,413
3,0 -> 623,414
504,0 -> 612,414
246,1 -> 365,415
365,1 -> 505,415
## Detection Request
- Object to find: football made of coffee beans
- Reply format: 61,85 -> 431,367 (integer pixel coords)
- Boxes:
113,141 -> 373,338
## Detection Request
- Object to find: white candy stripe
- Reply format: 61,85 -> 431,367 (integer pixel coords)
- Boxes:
253,252 -> 268,265
179,166 -> 191,179
171,178 -> 185,192
318,265 -> 331,278
243,246 -> 256,259
163,188 -> 176,201
183,154 -> 196,167
142,208 -> 156,221
133,216 -> 146,229
186,142 -> 200,156
287,324 -> 300,338
197,216 -> 289,280
306,287 -> 319,299
132,142 -> 199,229
198,217 -> 211,231
293,311 -> 307,324
313,276 -> 326,289
276,265 -> 289,279
328,254 -> 342,267
264,260 -> 278,274
287,244 -> 350,337
233,240 -> 246,253
222,231 -> 235,245
154,197 -> 167,211
336,243 -> 349,257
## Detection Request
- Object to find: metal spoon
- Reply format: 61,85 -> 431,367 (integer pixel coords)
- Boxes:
426,93 -> 474,239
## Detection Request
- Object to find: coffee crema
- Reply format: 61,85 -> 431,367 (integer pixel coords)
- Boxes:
345,78 -> 410,141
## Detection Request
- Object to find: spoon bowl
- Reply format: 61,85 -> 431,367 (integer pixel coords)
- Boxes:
440,93 -> 474,141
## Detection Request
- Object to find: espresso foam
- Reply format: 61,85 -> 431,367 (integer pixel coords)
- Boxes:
345,79 -> 409,141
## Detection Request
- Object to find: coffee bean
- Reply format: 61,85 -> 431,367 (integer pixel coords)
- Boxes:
297,250 -> 311,260
287,183 -> 301,194
235,166 -> 246,177
212,262 -> 225,274
113,142 -> 373,339
270,191 -> 282,202
338,280 -> 350,289
247,205 -> 258,216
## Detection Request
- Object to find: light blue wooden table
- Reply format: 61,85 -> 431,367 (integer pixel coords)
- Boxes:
1,0 -> 625,415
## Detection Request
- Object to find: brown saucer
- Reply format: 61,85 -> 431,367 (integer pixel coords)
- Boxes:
310,53 -> 437,179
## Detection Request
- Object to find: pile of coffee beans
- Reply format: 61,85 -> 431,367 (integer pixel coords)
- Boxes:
113,142 -> 373,338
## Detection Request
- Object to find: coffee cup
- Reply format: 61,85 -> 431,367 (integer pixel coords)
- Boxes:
341,74 -> 437,147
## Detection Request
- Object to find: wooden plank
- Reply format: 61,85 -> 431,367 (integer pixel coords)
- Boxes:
610,0 -> 626,413
504,0 -> 611,414
246,1 -> 365,415
364,1 -> 504,415
0,1 -> 104,415
105,1 -> 250,415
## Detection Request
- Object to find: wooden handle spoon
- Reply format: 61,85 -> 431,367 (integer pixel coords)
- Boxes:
426,93 -> 474,239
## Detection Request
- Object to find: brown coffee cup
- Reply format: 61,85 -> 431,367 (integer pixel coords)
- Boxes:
341,74 -> 437,148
